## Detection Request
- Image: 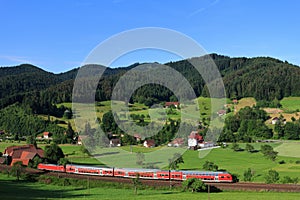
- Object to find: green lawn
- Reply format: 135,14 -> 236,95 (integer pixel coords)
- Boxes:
0,173 -> 299,200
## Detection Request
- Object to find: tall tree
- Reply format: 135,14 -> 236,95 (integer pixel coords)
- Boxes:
44,143 -> 65,164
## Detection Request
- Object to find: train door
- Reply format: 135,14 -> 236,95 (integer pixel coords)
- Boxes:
154,172 -> 157,179
215,175 -> 219,182
182,174 -> 187,180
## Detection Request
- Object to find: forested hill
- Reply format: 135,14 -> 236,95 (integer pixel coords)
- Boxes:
1,54 -> 300,110
0,64 -> 78,109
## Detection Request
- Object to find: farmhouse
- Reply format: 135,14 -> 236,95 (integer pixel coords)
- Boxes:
199,142 -> 215,149
217,109 -> 226,116
165,102 -> 180,108
77,135 -> 88,145
3,144 -> 44,166
143,139 -> 156,148
133,134 -> 142,142
271,117 -> 286,125
109,138 -> 121,147
188,131 -> 204,150
167,138 -> 184,147
43,131 -> 52,139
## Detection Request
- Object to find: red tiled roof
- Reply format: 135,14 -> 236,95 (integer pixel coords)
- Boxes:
145,139 -> 155,147
133,134 -> 141,139
170,138 -> 184,144
217,110 -> 226,115
11,158 -> 30,166
4,144 -> 44,166
189,131 -> 203,141
21,151 -> 36,160
165,102 -> 180,106
43,132 -> 50,135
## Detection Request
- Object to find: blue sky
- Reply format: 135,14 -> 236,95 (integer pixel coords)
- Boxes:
0,0 -> 299,73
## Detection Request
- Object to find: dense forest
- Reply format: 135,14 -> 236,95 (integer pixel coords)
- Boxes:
2,54 -> 300,109
1,54 -> 300,142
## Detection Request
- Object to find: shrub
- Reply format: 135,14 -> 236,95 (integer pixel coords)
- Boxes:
278,160 -> 285,164
265,170 -> 280,184
243,168 -> 254,182
182,178 -> 207,192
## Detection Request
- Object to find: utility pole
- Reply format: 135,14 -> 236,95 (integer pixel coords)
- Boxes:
208,184 -> 210,200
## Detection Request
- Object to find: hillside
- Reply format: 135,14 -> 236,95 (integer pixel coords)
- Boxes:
1,55 -> 300,108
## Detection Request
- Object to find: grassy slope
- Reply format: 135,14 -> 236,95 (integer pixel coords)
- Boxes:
0,173 -> 299,200
179,143 -> 300,182
234,97 -> 256,112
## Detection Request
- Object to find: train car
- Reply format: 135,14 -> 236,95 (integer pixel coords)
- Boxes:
114,168 -> 126,177
101,167 -> 114,176
38,163 -> 65,172
156,170 -> 170,180
66,164 -> 103,176
216,172 -> 232,182
121,168 -> 158,179
181,170 -> 232,182
170,171 -> 183,180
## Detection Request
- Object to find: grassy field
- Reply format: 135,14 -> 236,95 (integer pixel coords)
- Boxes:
0,173 -> 299,200
179,143 -> 300,182
234,97 -> 256,112
280,97 -> 300,112
274,141 -> 300,158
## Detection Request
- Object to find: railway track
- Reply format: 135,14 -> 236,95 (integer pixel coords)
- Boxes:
207,182 -> 300,192
1,164 -> 299,192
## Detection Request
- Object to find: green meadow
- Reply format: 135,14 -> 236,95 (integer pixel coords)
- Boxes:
280,97 -> 300,112
178,143 -> 300,182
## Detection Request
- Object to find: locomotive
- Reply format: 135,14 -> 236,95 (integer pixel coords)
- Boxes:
38,163 -> 233,182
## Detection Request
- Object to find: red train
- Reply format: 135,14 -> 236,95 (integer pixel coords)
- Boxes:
37,163 -> 233,182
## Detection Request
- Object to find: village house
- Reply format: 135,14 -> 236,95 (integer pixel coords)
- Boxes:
165,102 -> 180,108
217,109 -> 226,116
109,138 -> 121,147
133,134 -> 142,142
143,139 -> 156,148
271,117 -> 286,125
77,135 -> 88,145
167,138 -> 184,147
199,142 -> 215,149
43,132 -> 52,139
232,99 -> 238,104
3,144 -> 44,166
188,131 -> 204,150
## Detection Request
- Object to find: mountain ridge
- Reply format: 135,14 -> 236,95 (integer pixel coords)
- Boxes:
1,54 -> 300,110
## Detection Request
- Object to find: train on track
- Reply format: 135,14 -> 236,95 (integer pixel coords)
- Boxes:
38,163 -> 233,182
